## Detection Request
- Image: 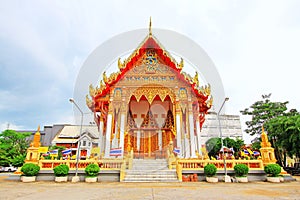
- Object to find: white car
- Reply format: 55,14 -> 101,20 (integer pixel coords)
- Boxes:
0,165 -> 18,172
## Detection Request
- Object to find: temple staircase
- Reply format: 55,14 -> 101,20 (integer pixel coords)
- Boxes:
122,159 -> 178,182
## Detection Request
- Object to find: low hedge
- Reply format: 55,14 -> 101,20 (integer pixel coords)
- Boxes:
53,164 -> 69,177
204,164 -> 217,177
234,164 -> 249,177
264,164 -> 281,177
85,163 -> 100,177
21,163 -> 40,176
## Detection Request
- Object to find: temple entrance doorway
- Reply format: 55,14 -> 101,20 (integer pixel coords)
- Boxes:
125,94 -> 176,159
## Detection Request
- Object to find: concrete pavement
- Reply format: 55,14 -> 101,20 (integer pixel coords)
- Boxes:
0,175 -> 299,200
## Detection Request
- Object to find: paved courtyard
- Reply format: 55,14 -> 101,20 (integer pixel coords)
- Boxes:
0,175 -> 299,200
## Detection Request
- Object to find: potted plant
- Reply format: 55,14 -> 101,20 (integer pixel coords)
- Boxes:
264,164 -> 281,183
53,164 -> 69,182
234,164 -> 249,182
204,164 -> 218,183
85,163 -> 100,182
20,163 -> 40,182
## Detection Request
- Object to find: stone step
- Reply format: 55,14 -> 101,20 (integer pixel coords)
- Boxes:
125,174 -> 177,178
123,177 -> 178,182
126,173 -> 177,177
123,159 -> 177,182
131,166 -> 168,170
126,170 -> 176,175
132,163 -> 168,166
132,159 -> 167,162
132,160 -> 168,167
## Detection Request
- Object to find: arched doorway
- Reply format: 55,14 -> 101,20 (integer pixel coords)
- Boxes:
125,94 -> 175,159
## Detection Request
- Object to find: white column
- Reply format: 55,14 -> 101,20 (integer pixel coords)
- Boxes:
195,120 -> 202,155
137,130 -> 141,151
98,120 -> 104,155
189,113 -> 196,158
184,134 -> 190,158
158,130 -> 162,150
112,135 -> 118,148
176,114 -> 182,157
119,114 -> 125,157
104,113 -> 113,158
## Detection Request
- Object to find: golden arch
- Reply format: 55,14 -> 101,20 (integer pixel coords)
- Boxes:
130,86 -> 175,104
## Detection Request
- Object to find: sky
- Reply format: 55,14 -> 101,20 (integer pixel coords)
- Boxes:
1,0 -> 300,143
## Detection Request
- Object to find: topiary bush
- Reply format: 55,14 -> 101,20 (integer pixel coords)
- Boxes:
21,163 -> 40,176
234,164 -> 249,177
264,164 -> 281,177
85,163 -> 100,177
53,164 -> 69,177
204,164 -> 217,177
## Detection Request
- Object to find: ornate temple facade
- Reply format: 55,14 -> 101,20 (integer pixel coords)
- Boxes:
86,24 -> 213,159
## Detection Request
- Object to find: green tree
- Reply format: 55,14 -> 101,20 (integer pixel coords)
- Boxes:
241,94 -> 299,166
225,137 -> 244,156
266,114 -> 300,164
205,137 -> 244,158
205,137 -> 221,158
0,130 -> 31,166
240,94 -> 288,136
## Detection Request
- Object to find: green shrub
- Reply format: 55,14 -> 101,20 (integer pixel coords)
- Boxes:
85,163 -> 100,177
234,164 -> 249,177
204,164 -> 217,177
264,164 -> 281,177
21,163 -> 40,176
53,164 -> 69,177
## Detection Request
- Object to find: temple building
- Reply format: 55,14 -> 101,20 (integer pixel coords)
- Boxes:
85,22 -> 214,159
17,22 -> 243,160
18,112 -> 242,159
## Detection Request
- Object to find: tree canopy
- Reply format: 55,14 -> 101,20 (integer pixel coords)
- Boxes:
266,114 -> 300,161
205,137 -> 244,158
241,94 -> 300,165
0,130 -> 31,166
240,94 -> 288,136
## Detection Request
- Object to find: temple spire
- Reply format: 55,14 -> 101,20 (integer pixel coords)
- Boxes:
149,17 -> 152,36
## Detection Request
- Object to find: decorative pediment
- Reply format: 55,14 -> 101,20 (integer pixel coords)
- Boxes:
87,21 -> 213,118
130,86 -> 175,104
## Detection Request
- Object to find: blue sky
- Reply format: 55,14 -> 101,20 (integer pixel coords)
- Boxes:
1,0 -> 300,143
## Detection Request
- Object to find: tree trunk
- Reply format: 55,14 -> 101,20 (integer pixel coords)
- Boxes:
272,137 -> 283,167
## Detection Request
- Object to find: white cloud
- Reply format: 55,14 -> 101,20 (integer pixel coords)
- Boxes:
0,122 -> 24,132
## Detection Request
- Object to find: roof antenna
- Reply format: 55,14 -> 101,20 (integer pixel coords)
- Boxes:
149,16 -> 152,36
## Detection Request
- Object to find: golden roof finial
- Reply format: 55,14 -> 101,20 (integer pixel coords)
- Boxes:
32,125 -> 41,147
149,16 -> 152,36
261,125 -> 271,147
178,58 -> 184,70
193,71 -> 199,86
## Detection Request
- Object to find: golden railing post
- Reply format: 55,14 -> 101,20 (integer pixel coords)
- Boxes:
120,160 -> 126,182
128,149 -> 133,170
38,160 -> 43,169
176,161 -> 182,182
